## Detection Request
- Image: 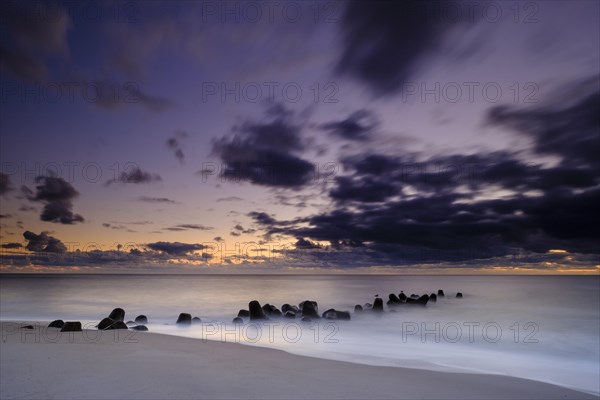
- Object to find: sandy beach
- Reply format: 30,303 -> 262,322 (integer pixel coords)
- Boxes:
1,321 -> 596,400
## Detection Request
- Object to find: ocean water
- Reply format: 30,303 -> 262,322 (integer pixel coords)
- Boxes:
1,274 -> 598,394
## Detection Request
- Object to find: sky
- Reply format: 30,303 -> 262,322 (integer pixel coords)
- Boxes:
0,0 -> 599,274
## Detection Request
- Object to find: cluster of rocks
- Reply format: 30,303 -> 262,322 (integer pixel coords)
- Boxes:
45,308 -> 150,332
41,290 -> 464,331
232,290 -> 463,323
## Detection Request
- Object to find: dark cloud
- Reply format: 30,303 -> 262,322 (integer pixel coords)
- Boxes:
248,212 -> 278,226
0,173 -> 11,195
102,223 -> 135,232
146,241 -> 206,255
0,1 -> 70,82
217,196 -> 243,202
336,0 -> 465,95
138,196 -> 179,204
24,176 -> 84,224
320,110 -> 379,141
1,242 -> 22,249
212,105 -> 315,188
166,130 -> 188,163
295,238 -> 321,249
105,167 -> 162,185
23,231 -> 67,254
330,176 -> 399,203
214,236 -> 224,242
165,224 -> 213,231
232,224 -> 256,234
0,214 -> 12,218
488,81 -> 600,168
0,43 -> 48,81
230,231 -> 241,237
248,85 -> 600,262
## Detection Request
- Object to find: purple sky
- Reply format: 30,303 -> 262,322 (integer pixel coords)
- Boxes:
1,1 -> 599,273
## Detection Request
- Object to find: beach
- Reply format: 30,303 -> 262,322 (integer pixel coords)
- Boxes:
1,322 -> 596,400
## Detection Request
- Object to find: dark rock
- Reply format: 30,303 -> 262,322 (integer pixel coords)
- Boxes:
373,297 -> 384,312
131,325 -> 148,331
284,311 -> 296,319
406,294 -> 429,305
249,300 -> 267,320
301,300 -> 319,318
237,309 -> 250,318
301,316 -> 312,323
192,317 -> 202,324
21,325 -> 34,330
99,318 -> 128,330
108,308 -> 125,322
410,294 -> 419,299
398,291 -> 407,301
456,292 -> 463,298
363,303 -> 373,310
232,317 -> 243,324
271,309 -> 282,317
437,290 -> 445,297
176,313 -> 192,325
429,293 -> 437,302
60,322 -> 82,332
48,320 -> 64,329
322,309 -> 351,320
282,304 -> 295,314
262,303 -> 274,316
135,315 -> 148,324
354,305 -> 363,313
98,317 -> 117,330
387,293 -> 401,306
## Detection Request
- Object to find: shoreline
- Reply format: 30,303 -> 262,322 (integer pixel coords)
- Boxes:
1,321 -> 597,400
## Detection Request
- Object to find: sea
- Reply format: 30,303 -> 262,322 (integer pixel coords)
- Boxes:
1,274 -> 598,395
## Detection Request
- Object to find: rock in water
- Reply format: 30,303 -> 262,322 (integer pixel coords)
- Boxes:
456,292 -> 463,298
135,315 -> 148,324
301,300 -> 319,318
322,309 -> 351,320
99,318 -> 128,330
237,309 -> 250,318
354,305 -> 363,313
232,317 -> 243,324
249,300 -> 267,320
429,293 -> 437,302
271,309 -> 282,317
437,290 -> 445,297
61,322 -> 82,332
48,320 -> 64,328
192,317 -> 202,324
398,292 -> 407,301
108,308 -> 125,322
176,313 -> 192,325
281,304 -> 294,314
98,317 -> 117,330
284,311 -> 296,319
126,321 -> 137,326
111,321 -> 128,329
21,325 -> 34,330
131,325 -> 148,331
407,294 -> 429,305
373,298 -> 384,312
387,293 -> 401,306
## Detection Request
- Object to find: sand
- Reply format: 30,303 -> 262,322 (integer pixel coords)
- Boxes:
1,321 -> 596,400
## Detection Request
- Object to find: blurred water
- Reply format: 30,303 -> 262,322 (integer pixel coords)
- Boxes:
1,274 -> 598,394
